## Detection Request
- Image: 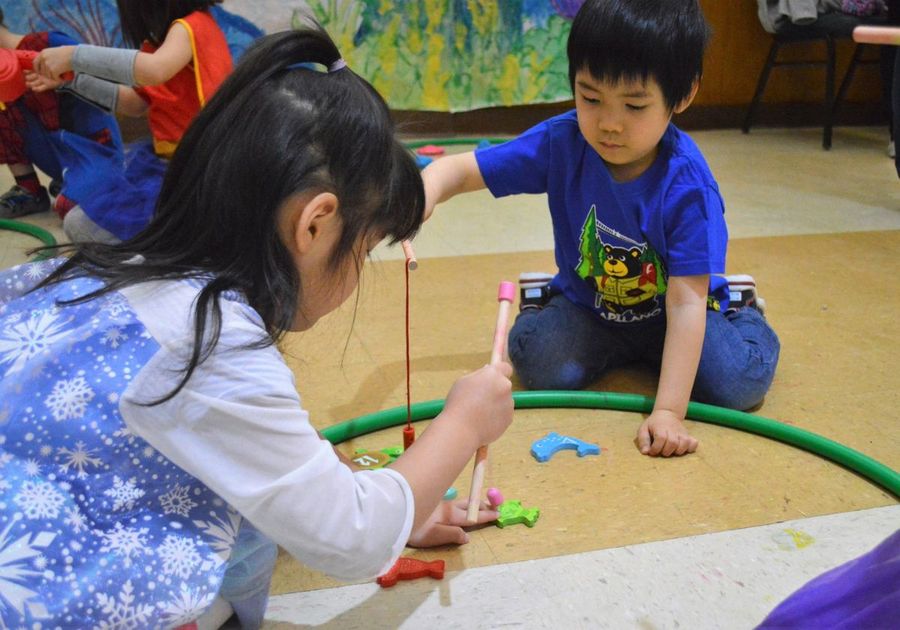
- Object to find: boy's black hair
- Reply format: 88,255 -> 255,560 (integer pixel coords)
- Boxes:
0,8 -> 5,27
567,0 -> 711,110
37,27 -> 425,404
116,0 -> 223,47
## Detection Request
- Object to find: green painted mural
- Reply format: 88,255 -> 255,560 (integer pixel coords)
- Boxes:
295,0 -> 581,111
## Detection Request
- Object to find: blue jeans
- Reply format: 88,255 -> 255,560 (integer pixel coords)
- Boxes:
508,293 -> 780,410
219,520 -> 278,629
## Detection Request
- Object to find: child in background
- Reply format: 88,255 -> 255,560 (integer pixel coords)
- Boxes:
30,0 -> 232,243
0,9 -> 123,219
0,28 -> 512,629
422,0 -> 780,457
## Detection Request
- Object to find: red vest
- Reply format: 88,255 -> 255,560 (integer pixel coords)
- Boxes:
135,11 -> 232,158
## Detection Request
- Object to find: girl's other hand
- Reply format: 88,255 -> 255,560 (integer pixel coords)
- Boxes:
33,45 -> 75,81
443,361 -> 514,447
407,498 -> 498,548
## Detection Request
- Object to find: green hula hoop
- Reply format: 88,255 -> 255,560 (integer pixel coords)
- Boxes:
405,138 -> 506,149
0,218 -> 57,261
322,390 -> 900,498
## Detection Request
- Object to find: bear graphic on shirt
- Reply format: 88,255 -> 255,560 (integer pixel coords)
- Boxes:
595,244 -> 659,314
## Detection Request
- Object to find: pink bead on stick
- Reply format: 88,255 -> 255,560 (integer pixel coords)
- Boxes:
466,281 -> 515,524
401,240 -> 417,270
487,487 -> 504,509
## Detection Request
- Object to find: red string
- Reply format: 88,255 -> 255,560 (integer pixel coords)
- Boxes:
404,258 -> 415,448
405,261 -> 411,427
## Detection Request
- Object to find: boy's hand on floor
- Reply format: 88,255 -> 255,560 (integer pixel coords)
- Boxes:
637,410 -> 699,457
407,498 -> 498,548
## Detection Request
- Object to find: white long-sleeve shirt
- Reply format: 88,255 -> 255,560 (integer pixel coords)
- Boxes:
119,278 -> 414,580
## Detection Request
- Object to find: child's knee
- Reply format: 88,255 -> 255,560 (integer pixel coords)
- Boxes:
63,206 -> 120,244
694,355 -> 779,411
698,384 -> 766,412
508,313 -> 594,390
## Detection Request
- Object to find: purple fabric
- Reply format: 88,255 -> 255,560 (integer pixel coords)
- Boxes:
757,529 -> 900,629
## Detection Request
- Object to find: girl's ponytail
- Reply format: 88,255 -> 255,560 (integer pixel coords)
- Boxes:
221,23 -> 343,100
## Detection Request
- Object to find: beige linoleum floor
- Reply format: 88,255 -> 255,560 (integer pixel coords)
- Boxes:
1,125 -> 898,628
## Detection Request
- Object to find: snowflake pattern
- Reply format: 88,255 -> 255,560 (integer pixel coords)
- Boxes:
94,580 -> 155,630
0,309 -> 71,376
0,262 -> 235,627
104,476 -> 145,512
0,518 -> 55,620
158,534 -> 202,579
23,261 -> 47,281
13,480 -> 65,519
63,506 -> 88,533
101,326 -> 128,349
57,441 -> 103,478
102,294 -> 132,319
96,523 -> 148,568
159,484 -> 197,517
44,375 -> 95,421
158,582 -> 216,627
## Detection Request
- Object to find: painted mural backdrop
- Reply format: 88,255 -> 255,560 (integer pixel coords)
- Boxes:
7,0 -> 586,111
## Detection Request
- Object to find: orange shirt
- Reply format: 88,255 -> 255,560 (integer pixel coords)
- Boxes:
135,11 -> 232,158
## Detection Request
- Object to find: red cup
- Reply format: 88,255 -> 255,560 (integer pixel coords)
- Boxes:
0,49 -> 74,102
0,48 -> 27,102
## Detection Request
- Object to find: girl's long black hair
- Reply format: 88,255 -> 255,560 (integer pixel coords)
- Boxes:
36,26 -> 425,403
117,0 -> 223,47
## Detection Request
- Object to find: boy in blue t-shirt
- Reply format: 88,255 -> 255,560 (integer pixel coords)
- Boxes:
422,0 -> 780,457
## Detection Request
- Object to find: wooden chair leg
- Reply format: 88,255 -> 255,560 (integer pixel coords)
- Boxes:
823,36 -> 836,150
833,43 -> 866,123
743,40 -> 781,134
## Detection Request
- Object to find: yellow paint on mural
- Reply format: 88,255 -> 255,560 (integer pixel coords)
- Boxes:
455,22 -> 467,54
498,55 -> 520,107
372,15 -> 401,97
423,34 -> 450,110
523,50 -> 551,102
468,0 -> 498,38
425,0 -> 444,31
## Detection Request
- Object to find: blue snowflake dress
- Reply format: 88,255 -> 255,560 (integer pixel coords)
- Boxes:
0,260 -> 247,628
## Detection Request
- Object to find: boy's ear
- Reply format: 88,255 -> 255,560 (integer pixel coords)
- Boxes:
673,78 -> 701,115
285,191 -> 339,255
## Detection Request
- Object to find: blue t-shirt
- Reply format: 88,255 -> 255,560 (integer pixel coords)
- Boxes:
476,110 -> 729,325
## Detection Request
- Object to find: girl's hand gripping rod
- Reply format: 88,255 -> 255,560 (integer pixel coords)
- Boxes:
466,280 -> 516,523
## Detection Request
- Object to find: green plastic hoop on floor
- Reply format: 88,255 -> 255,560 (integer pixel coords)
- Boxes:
322,390 -> 900,498
0,218 -> 57,261
405,138 -> 506,149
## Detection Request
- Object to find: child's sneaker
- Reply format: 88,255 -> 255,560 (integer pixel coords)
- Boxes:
48,179 -> 62,198
519,272 -> 553,311
0,185 -> 50,219
726,274 -> 766,315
